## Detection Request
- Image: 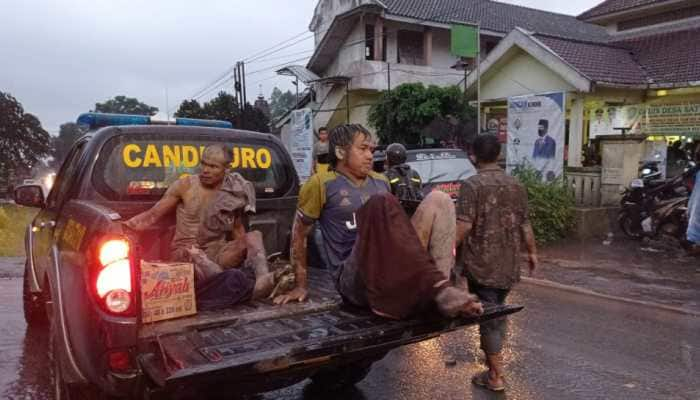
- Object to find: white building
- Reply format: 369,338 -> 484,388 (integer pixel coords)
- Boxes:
277,0 -> 607,143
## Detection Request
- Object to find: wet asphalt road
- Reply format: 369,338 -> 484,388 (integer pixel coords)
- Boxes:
1,258 -> 698,400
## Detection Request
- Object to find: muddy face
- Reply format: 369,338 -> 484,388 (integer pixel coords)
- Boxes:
200,146 -> 228,188
339,133 -> 374,180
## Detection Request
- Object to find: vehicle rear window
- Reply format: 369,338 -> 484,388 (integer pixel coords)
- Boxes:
93,133 -> 293,201
406,151 -> 476,183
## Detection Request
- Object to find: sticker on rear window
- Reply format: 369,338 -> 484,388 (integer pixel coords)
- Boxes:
122,144 -> 273,169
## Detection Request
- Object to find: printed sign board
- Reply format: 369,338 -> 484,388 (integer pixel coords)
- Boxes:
507,92 -> 566,182
290,109 -> 314,183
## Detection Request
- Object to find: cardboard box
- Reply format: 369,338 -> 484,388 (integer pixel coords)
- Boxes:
140,261 -> 197,323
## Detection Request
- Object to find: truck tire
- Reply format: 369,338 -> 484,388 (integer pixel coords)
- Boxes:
309,358 -> 376,391
23,262 -> 46,326
48,283 -> 116,400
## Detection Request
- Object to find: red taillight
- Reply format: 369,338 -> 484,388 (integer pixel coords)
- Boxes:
95,238 -> 133,314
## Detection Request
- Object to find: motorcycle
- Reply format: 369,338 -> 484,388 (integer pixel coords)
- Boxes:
618,162 -> 697,240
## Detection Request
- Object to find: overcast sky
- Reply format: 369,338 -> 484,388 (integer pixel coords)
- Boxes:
0,0 -> 600,134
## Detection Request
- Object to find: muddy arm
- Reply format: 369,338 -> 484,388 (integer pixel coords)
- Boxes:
125,180 -> 183,231
273,214 -> 313,304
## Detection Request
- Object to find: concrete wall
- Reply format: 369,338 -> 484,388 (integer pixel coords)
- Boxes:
479,47 -> 577,101
311,0 -> 375,43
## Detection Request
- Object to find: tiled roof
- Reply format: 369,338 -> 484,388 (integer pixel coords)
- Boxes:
380,0 -> 611,42
535,35 -> 649,86
532,26 -> 700,87
613,27 -> 700,85
578,0 -> 664,20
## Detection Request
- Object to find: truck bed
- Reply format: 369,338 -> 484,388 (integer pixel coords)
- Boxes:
137,269 -> 522,393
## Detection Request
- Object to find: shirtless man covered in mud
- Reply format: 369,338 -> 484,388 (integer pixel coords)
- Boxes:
125,144 -> 276,310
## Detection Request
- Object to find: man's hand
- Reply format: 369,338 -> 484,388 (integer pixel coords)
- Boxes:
528,253 -> 538,276
273,287 -> 308,305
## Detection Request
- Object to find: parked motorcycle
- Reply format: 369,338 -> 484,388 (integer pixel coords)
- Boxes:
618,162 -> 697,240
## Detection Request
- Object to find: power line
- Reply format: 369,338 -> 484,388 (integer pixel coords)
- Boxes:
247,48 -> 315,65
242,30 -> 310,62
246,34 -> 314,64
246,56 -> 313,76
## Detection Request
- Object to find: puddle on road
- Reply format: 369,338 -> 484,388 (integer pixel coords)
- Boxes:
0,278 -> 52,400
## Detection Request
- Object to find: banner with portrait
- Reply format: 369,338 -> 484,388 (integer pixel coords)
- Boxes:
506,92 -> 566,182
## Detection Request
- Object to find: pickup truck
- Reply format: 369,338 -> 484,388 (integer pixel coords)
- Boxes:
15,113 -> 522,399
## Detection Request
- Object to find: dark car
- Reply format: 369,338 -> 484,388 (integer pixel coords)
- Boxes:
16,114 -> 519,399
406,148 -> 477,199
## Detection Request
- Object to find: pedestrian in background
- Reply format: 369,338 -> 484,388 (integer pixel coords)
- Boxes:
312,127 -> 330,174
455,134 -> 538,392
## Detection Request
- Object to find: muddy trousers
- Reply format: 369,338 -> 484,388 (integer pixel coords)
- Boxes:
469,279 -> 510,354
410,191 -> 457,279
337,191 -> 457,307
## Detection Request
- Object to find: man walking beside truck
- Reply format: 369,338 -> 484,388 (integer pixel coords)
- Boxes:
455,134 -> 538,392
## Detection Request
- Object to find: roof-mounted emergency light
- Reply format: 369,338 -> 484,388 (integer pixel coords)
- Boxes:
77,113 -> 151,131
175,118 -> 233,129
77,113 -> 234,131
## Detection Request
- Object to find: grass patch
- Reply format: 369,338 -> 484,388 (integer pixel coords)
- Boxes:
0,204 -> 38,257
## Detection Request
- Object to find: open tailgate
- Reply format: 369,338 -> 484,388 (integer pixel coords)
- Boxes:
139,301 -> 522,389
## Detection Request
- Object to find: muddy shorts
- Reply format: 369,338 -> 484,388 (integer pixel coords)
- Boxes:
469,279 -> 510,354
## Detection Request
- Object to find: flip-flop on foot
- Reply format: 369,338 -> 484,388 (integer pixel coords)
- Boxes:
471,371 -> 505,392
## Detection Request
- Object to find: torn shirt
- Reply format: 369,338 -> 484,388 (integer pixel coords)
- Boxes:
197,173 -> 256,252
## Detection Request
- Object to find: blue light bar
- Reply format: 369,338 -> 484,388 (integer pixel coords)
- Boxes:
77,113 -> 151,131
175,118 -> 233,129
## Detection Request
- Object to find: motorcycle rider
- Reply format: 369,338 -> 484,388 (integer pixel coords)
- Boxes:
384,143 -> 423,213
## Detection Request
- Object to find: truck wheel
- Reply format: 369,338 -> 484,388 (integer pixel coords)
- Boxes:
48,285 -> 115,400
23,262 -> 47,326
310,358 -> 376,391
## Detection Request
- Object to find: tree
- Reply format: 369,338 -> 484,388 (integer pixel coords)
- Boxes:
269,87 -> 297,121
174,91 -> 270,133
51,122 -> 83,169
242,104 -> 271,133
174,99 -> 207,120
94,95 -> 159,116
368,83 -> 476,146
0,91 -> 51,172
202,91 -> 240,124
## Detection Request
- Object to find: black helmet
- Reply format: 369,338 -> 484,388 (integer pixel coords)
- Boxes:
386,143 -> 407,166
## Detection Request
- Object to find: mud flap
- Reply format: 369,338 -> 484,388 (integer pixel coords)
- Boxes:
139,303 -> 522,390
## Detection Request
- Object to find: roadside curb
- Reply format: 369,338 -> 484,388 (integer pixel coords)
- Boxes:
521,277 -> 700,317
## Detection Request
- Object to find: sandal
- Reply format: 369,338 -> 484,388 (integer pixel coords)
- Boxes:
472,371 -> 505,392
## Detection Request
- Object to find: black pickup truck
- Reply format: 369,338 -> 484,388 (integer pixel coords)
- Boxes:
15,114 -> 522,399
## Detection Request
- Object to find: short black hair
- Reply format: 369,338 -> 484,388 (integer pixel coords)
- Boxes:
328,124 -> 371,168
473,134 -> 501,163
319,126 -> 328,133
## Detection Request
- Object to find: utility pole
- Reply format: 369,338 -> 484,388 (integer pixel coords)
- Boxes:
387,63 -> 391,92
234,61 -> 247,128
